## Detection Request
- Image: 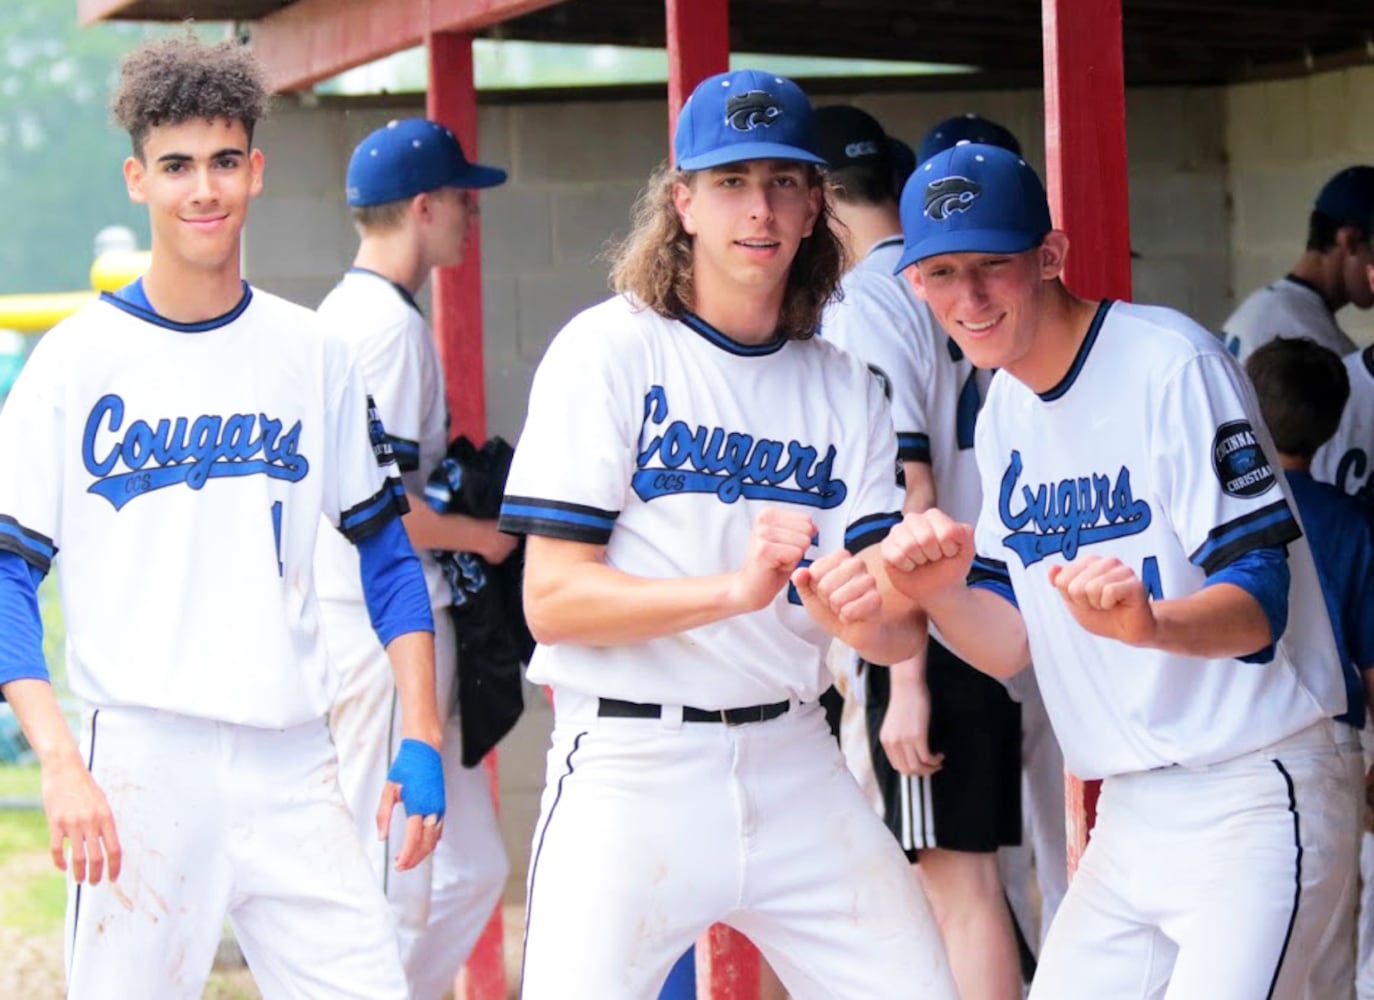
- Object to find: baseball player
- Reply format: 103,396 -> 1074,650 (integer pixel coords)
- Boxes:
314,118 -> 514,999
875,141 -> 1357,998
0,38 -> 445,999
1247,336 -> 1374,1000
814,104 -> 1023,1000
499,69 -> 956,999
1314,339 -> 1374,506
1223,165 -> 1374,363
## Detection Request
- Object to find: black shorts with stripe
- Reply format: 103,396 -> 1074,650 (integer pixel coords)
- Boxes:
865,638 -> 1022,860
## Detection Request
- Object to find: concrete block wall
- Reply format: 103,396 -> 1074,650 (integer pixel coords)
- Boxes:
1226,64 -> 1374,347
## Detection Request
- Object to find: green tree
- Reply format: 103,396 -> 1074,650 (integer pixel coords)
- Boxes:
0,1 -> 180,295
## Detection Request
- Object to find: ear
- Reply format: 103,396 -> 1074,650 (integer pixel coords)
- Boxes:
248,147 -> 265,199
1335,225 -> 1364,255
1039,230 -> 1070,279
123,156 -> 147,205
672,179 -> 698,236
902,264 -> 929,302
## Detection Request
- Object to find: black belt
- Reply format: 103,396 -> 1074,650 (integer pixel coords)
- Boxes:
597,697 -> 790,726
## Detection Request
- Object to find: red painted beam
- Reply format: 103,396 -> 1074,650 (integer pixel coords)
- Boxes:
428,32 -> 505,1000
665,0 -> 730,153
1042,0 -> 1133,302
1041,0 -> 1130,872
77,0 -> 136,25
252,0 -> 565,93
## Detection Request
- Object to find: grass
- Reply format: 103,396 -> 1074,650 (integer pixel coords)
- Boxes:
0,808 -> 65,933
0,763 -> 41,800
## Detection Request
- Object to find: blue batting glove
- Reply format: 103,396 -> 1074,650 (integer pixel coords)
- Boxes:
386,739 -> 446,820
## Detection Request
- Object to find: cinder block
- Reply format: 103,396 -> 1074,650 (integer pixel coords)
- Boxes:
246,194 -> 353,281
482,187 -> 555,274
481,274 -> 520,366
1224,81 -> 1269,165
514,267 -> 611,363
259,105 -> 349,197
552,184 -> 643,270
513,101 -> 668,183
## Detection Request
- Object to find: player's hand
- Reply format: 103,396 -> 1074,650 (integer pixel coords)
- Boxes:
729,507 -> 815,613
792,548 -> 883,633
880,670 -> 943,777
880,509 -> 975,605
41,756 -> 121,885
1049,556 -> 1157,646
378,738 -> 445,871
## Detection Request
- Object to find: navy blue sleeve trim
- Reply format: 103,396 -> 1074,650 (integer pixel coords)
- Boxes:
356,516 -> 434,647
1188,500 -> 1301,576
339,477 -> 411,543
1205,545 -> 1289,664
0,515 -> 56,575
845,511 -> 901,554
499,495 -> 618,545
897,433 -> 931,464
968,555 -> 1018,609
0,550 -> 49,697
388,436 -> 421,473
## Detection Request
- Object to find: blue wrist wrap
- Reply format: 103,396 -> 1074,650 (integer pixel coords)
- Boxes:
386,738 -> 446,819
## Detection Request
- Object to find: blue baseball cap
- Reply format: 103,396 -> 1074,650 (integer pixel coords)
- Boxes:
916,113 -> 1022,165
346,118 -> 507,208
894,142 -> 1052,272
674,69 -> 827,172
1314,166 -> 1374,231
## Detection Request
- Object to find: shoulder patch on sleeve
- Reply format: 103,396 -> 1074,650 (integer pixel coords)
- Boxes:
1211,420 -> 1276,498
366,394 -> 397,468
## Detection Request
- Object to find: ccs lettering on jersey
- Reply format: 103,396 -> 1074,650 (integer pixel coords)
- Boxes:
632,385 -> 848,508
81,393 -> 309,510
997,449 -> 1152,567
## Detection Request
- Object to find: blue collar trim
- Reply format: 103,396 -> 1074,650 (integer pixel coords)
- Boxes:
1038,299 -> 1113,402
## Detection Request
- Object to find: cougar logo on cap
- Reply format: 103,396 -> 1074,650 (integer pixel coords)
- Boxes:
725,91 -> 784,131
924,176 -> 981,221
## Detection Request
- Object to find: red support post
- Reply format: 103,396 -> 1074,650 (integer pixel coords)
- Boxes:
1041,0 -> 1132,873
427,30 -> 507,1000
663,3 -> 763,998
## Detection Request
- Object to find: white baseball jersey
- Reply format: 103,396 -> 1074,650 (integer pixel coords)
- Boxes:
314,269 -> 450,612
1222,275 -> 1356,363
972,300 -> 1345,779
0,286 -> 404,728
822,236 -> 984,522
500,294 -> 905,709
1313,345 -> 1374,504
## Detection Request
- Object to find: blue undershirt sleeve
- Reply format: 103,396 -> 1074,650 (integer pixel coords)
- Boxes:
1204,545 -> 1288,664
0,550 -> 49,698
355,515 -> 434,648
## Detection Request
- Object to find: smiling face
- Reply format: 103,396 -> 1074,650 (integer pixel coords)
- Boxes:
905,232 -> 1069,379
124,117 -> 263,281
671,159 -> 822,316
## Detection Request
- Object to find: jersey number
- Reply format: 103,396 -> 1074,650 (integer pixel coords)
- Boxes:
271,501 -> 284,577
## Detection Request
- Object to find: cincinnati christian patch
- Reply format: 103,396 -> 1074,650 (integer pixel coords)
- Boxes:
1211,420 -> 1276,498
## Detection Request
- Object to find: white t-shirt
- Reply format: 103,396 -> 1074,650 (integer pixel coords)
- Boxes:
1312,346 -> 1374,504
0,287 -> 404,727
314,269 -> 451,612
973,300 -> 1345,779
1223,275 -> 1356,363
500,295 -> 904,709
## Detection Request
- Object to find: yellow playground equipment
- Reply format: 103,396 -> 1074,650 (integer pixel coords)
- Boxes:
0,248 -> 152,334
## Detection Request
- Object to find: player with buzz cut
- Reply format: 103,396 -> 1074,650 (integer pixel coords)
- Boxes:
0,36 -> 446,999
314,117 -> 515,1000
813,103 -> 1023,1000
873,141 -> 1357,998
1224,165 -> 1374,364
498,69 -> 956,999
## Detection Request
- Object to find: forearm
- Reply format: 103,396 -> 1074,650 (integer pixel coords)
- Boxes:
385,631 -> 443,747
1142,582 -> 1272,659
402,495 -> 500,553
525,560 -> 745,646
922,586 -> 1030,679
3,679 -> 84,770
